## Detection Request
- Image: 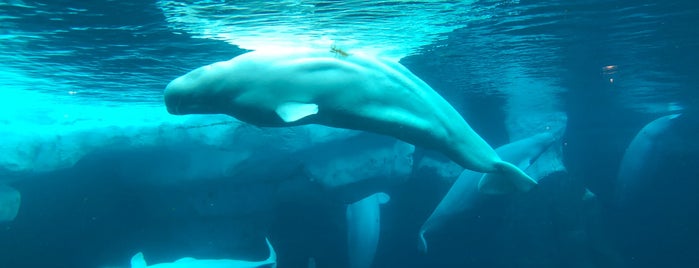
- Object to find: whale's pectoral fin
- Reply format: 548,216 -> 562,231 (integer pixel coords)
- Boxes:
130,252 -> 147,268
276,102 -> 319,123
478,161 -> 537,194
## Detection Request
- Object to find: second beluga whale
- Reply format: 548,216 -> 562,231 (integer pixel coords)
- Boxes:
346,192 -> 391,268
164,48 -> 536,193
615,113 -> 681,208
130,237 -> 276,268
418,132 -> 559,253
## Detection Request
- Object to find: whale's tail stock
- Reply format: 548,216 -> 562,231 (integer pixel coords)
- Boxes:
477,161 -> 537,194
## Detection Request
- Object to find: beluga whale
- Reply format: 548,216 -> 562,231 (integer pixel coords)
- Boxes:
418,132 -> 558,253
164,48 -> 537,193
130,237 -> 276,268
615,113 -> 681,208
346,192 -> 391,268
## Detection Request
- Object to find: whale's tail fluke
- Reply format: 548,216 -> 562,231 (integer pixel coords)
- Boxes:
478,161 -> 537,194
417,230 -> 428,254
263,237 -> 277,268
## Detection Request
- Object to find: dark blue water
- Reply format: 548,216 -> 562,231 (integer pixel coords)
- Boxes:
1,0 -> 698,267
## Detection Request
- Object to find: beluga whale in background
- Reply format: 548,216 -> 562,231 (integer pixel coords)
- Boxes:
130,237 -> 276,268
346,192 -> 391,268
164,48 -> 536,193
615,113 -> 682,208
418,132 -> 558,253
0,184 -> 20,222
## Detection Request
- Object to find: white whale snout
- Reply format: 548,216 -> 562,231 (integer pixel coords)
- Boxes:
164,83 -> 183,115
165,69 -> 231,116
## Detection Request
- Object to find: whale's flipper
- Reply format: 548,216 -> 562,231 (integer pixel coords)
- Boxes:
582,188 -> 597,201
264,237 -> 278,268
417,230 -> 428,254
276,102 -> 319,123
130,252 -> 147,268
478,161 -> 537,194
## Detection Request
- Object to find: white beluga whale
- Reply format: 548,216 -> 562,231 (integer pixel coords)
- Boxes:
615,113 -> 681,208
130,237 -> 276,268
418,132 -> 558,253
0,184 -> 20,222
164,49 -> 536,193
346,192 -> 390,268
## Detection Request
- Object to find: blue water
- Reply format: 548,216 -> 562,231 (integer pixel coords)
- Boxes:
1,0 -> 698,267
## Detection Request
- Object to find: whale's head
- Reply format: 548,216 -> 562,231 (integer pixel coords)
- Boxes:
164,61 -> 238,115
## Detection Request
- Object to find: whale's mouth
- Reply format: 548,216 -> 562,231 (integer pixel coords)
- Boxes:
164,92 -> 183,115
174,96 -> 182,115
164,76 -> 190,115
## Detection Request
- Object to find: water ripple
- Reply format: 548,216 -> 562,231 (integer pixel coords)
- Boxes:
156,0 -> 478,59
